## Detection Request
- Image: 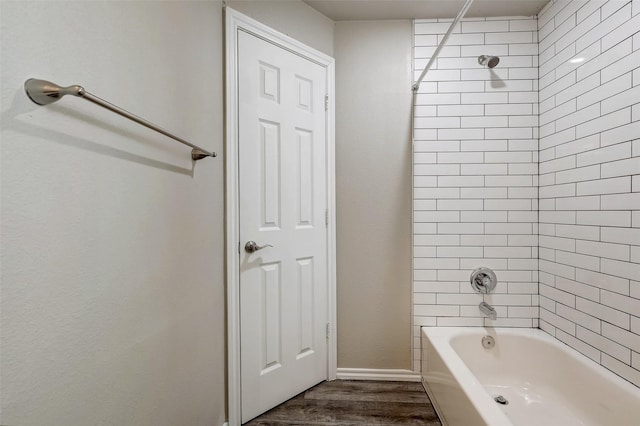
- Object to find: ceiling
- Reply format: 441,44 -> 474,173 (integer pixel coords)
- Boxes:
302,0 -> 550,21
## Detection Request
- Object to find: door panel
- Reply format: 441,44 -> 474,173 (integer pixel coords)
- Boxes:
296,128 -> 314,227
238,30 -> 328,423
258,120 -> 281,229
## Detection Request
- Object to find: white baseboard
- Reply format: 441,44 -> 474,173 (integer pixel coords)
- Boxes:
222,422 -> 229,426
336,368 -> 421,382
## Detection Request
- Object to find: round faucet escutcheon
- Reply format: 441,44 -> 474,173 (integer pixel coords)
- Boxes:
470,267 -> 497,294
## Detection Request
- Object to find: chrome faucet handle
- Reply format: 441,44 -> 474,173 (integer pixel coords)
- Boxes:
470,267 -> 497,294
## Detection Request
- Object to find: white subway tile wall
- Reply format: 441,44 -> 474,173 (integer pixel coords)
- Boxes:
538,0 -> 640,387
412,1 -> 640,385
412,16 -> 540,369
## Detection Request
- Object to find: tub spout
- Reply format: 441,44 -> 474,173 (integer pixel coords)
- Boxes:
479,301 -> 497,320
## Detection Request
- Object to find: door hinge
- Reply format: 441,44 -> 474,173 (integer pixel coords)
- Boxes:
325,209 -> 329,227
326,322 -> 331,339
324,95 -> 328,111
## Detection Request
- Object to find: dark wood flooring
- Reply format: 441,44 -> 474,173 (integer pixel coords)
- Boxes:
244,380 -> 442,425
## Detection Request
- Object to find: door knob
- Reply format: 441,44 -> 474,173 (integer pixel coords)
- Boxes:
245,241 -> 273,253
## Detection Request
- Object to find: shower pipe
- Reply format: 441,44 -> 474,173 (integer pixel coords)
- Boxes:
24,78 -> 217,161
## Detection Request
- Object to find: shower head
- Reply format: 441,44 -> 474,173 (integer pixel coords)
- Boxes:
478,55 -> 500,68
24,78 -> 84,105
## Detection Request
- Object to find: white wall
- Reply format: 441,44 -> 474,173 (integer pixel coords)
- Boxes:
412,17 -> 540,367
229,1 -> 416,374
538,0 -> 640,387
1,1 -> 336,424
227,0 -> 334,56
0,2 -> 226,425
335,21 -> 413,369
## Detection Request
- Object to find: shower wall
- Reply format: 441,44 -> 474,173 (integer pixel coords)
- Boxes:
412,17 -> 539,367
538,0 -> 640,386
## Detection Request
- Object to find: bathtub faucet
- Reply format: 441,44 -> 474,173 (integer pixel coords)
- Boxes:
479,301 -> 497,320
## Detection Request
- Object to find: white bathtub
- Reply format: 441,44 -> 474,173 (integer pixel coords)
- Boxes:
421,327 -> 640,426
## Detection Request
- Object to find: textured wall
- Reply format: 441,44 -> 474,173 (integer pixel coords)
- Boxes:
538,0 -> 640,387
335,20 -> 413,370
412,16 -> 539,367
0,2 -> 225,425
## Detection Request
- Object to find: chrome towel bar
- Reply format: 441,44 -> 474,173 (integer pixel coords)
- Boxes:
24,78 -> 216,161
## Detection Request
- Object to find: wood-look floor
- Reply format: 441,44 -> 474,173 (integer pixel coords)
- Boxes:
244,380 -> 442,425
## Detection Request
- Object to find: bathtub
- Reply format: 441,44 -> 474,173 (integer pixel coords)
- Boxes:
421,327 -> 640,426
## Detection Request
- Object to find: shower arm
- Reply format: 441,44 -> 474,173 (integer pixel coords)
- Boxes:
412,0 -> 474,92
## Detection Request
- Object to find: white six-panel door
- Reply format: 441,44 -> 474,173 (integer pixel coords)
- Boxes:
237,30 -> 329,423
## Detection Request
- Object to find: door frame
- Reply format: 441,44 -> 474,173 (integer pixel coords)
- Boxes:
224,8 -> 336,426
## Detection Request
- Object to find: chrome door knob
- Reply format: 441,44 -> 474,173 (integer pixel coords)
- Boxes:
245,241 -> 273,253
